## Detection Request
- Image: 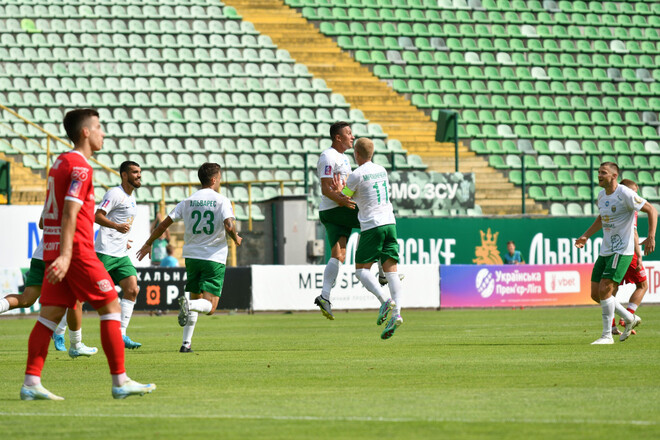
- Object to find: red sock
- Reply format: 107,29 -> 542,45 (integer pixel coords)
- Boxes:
100,319 -> 125,375
627,308 -> 635,315
611,318 -> 616,327
25,321 -> 53,377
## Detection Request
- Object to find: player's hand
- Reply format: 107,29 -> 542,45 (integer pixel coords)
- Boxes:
641,236 -> 655,255
136,244 -> 151,261
46,256 -> 71,284
115,222 -> 131,233
127,239 -> 133,250
332,174 -> 345,192
574,236 -> 587,249
235,235 -> 243,247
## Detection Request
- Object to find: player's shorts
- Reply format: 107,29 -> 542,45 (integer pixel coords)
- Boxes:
319,206 -> 360,248
355,224 -> 400,265
621,253 -> 647,285
185,258 -> 226,297
97,253 -> 137,285
24,258 -> 46,287
40,255 -> 118,309
591,254 -> 634,284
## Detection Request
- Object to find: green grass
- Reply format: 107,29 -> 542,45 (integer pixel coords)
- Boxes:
1,307 -> 659,439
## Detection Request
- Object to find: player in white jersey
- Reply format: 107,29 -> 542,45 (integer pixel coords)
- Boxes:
575,162 -> 657,345
137,163 -> 242,352
313,121 -> 358,320
95,161 -> 142,349
0,220 -> 97,357
341,138 -> 405,339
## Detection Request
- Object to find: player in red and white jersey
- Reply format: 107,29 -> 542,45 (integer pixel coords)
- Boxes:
20,109 -> 155,401
613,179 -> 648,336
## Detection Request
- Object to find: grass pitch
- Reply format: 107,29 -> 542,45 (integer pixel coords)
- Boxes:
1,307 -> 659,439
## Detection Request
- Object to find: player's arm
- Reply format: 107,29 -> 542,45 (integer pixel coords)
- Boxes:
136,216 -> 173,260
95,208 -> 130,233
46,200 -> 82,283
640,202 -> 657,255
321,177 -> 355,209
575,216 -> 602,249
224,217 -> 242,247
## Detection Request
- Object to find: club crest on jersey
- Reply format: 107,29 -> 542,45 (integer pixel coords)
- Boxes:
71,167 -> 89,181
324,165 -> 332,175
612,206 -> 616,212
67,180 -> 82,198
97,280 -> 113,292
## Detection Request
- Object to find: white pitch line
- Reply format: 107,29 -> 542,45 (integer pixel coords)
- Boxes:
0,412 -> 656,426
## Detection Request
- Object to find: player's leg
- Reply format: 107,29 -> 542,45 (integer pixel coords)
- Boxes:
73,257 -> 154,398
67,301 -> 98,358
354,228 -> 390,307
21,304 -> 67,400
0,285 -> 41,313
118,275 -> 141,349
52,311 -> 67,351
598,255 -> 639,343
590,256 -> 614,344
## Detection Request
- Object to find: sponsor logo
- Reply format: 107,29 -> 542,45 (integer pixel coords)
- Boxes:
605,201 -> 610,207
44,242 -> 59,251
545,271 -> 581,294
475,268 -> 495,298
71,167 -> 89,181
146,285 -> 161,305
43,226 -> 61,235
97,279 -> 113,292
68,180 -> 82,198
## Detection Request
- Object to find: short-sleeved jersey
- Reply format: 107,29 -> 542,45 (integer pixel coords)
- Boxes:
42,150 -> 96,260
317,147 -> 352,211
597,184 -> 647,256
342,161 -> 395,231
95,186 -> 137,257
168,188 -> 235,264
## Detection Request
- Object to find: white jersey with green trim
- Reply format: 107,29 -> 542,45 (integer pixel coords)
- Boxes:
168,188 -> 235,264
343,161 -> 395,231
597,184 -> 647,256
95,186 -> 137,257
317,147 -> 352,211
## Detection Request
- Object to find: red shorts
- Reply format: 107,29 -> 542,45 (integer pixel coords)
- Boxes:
40,255 -> 118,309
621,254 -> 647,285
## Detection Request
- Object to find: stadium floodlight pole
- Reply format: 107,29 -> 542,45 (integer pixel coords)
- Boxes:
589,153 -> 595,214
521,152 -> 526,215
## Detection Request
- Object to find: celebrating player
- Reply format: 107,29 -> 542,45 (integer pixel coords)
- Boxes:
136,163 -> 242,353
575,163 -> 657,345
341,138 -> 404,339
20,109 -> 155,400
95,161 -> 143,349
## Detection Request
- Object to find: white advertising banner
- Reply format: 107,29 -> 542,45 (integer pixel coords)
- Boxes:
251,264 -> 440,311
0,204 -> 152,268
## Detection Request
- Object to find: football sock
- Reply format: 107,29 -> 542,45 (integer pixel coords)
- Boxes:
24,374 -> 41,387
69,328 -> 82,350
54,312 -> 67,336
120,299 -> 135,336
611,318 -> 616,327
25,319 -> 56,377
355,269 -> 388,304
99,313 -> 125,376
189,299 -> 213,314
182,311 -> 198,349
112,373 -> 129,387
600,297 -> 615,337
0,298 -> 9,313
321,258 -> 340,301
627,303 -> 638,313
385,272 -> 403,316
613,301 -> 634,323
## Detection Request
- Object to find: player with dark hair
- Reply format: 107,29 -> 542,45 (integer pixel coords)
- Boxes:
137,163 -> 242,353
575,162 -> 657,345
95,160 -> 143,349
20,108 -> 155,400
